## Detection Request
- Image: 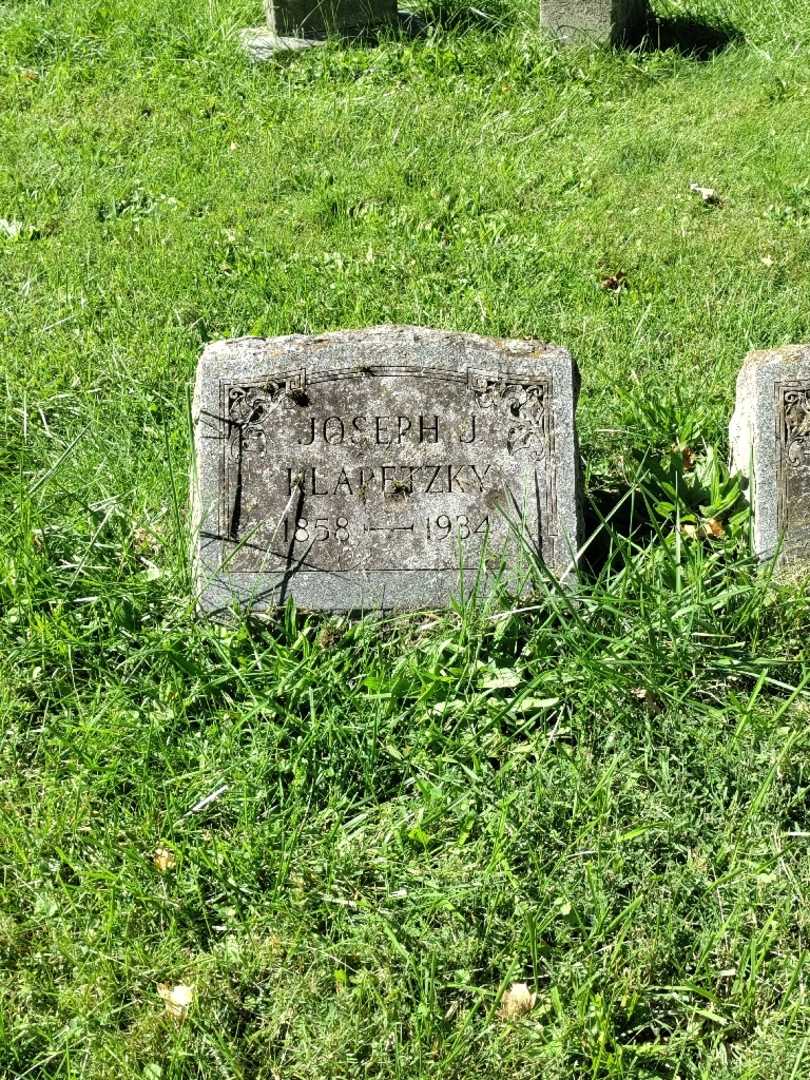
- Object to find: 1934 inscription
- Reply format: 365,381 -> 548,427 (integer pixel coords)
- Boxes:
193,327 -> 581,613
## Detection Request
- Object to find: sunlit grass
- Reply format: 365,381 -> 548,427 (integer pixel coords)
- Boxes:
2,0 -> 810,1075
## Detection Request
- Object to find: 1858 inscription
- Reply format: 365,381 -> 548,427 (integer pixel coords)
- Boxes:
193,327 -> 581,613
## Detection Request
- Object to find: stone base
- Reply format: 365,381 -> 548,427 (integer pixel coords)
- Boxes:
241,10 -> 422,58
240,25 -> 328,58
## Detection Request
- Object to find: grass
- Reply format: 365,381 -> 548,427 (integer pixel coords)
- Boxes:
2,0 -> 810,1075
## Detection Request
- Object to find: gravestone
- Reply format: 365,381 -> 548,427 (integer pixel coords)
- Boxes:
241,0 -> 396,58
192,325 -> 581,614
541,0 -> 646,45
730,345 -> 810,570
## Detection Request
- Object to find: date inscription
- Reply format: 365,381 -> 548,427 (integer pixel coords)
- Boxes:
281,514 -> 490,545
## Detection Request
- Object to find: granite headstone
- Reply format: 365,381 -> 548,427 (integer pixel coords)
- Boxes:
192,325 -> 581,614
730,345 -> 810,571
541,0 -> 645,45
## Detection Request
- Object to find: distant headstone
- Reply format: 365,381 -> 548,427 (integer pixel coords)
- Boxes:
241,0 -> 396,57
541,0 -> 645,45
192,326 -> 581,614
730,345 -> 810,570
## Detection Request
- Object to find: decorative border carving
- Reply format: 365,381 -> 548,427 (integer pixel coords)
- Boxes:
467,370 -> 549,460
467,368 -> 557,563
227,369 -> 307,458
221,370 -> 306,539
777,382 -> 810,545
218,365 -> 557,569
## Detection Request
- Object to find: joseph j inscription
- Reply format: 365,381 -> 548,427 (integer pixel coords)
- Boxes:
192,326 -> 581,613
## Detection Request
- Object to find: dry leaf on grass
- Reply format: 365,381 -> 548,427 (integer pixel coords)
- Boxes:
702,517 -> 726,539
157,983 -> 194,1020
631,687 -> 662,714
600,270 -> 627,293
153,845 -> 176,873
499,981 -> 537,1020
689,183 -> 722,206
0,218 -> 23,239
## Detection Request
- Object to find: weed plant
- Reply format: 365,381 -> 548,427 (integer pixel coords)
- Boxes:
2,0 -> 810,1075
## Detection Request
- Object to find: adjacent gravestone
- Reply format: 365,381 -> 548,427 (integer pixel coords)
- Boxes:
241,0 -> 396,58
192,325 -> 581,614
541,0 -> 646,45
730,345 -> 810,570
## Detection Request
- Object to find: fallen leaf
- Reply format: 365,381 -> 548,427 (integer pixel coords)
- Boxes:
157,983 -> 194,1020
499,981 -> 537,1020
153,845 -> 176,873
631,687 -> 662,714
679,523 -> 699,540
689,183 -> 722,206
702,517 -> 726,539
318,623 -> 343,648
600,270 -> 627,292
132,525 -> 158,553
0,218 -> 23,239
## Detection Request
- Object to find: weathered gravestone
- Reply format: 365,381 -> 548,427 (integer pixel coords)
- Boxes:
730,346 -> 810,570
541,0 -> 645,45
241,0 -> 396,58
192,326 -> 581,614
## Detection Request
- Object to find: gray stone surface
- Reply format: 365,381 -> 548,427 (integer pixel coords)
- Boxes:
541,0 -> 646,44
240,26 -> 328,58
730,345 -> 810,570
192,326 -> 581,614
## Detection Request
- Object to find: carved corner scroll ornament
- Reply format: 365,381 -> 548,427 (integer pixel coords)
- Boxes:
468,370 -> 547,459
784,387 -> 810,470
227,370 -> 306,460
225,370 -> 306,541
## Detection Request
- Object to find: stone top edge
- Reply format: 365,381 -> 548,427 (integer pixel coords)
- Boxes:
199,325 -> 572,363
739,345 -> 810,371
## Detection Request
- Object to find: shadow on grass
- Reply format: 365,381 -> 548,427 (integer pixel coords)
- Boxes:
631,8 -> 744,59
579,482 -> 656,579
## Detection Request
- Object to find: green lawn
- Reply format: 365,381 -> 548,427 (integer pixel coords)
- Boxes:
3,0 -> 810,1075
